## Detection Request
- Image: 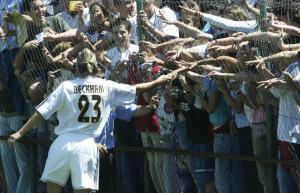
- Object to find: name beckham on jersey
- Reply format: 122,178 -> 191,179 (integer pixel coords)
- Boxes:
74,85 -> 105,94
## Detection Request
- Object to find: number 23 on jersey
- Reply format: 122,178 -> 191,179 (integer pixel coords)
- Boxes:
78,95 -> 101,123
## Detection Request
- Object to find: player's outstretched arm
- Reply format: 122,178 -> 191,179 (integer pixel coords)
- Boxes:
135,67 -> 188,94
135,73 -> 173,94
8,111 -> 45,143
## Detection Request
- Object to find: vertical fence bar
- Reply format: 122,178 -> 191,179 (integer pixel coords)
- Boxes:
136,0 -> 144,42
259,0 -> 275,192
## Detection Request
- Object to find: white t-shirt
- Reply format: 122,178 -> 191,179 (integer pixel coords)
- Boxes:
270,62 -> 300,144
149,6 -> 179,38
129,16 -> 138,44
105,44 -> 139,80
56,9 -> 90,29
36,76 -> 136,137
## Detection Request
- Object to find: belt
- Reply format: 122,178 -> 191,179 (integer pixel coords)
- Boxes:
0,112 -> 19,117
251,122 -> 266,126
213,122 -> 230,134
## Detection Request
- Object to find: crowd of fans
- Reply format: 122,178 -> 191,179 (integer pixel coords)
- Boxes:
0,0 -> 300,193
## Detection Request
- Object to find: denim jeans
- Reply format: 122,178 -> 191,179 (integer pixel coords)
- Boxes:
114,125 -> 144,193
277,165 -> 297,193
214,133 -> 246,193
176,121 -> 214,193
0,115 -> 33,193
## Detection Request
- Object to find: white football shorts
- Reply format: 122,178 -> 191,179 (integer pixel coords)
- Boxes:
41,133 -> 99,190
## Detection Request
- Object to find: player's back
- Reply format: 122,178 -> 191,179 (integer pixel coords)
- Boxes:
37,76 -> 136,137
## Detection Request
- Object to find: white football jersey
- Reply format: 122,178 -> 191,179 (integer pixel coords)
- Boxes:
36,76 -> 136,137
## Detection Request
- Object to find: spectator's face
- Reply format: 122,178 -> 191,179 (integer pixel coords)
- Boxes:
90,5 -> 105,25
237,45 -> 255,63
113,24 -> 130,48
186,0 -> 199,11
143,0 -> 154,13
292,3 -> 300,21
116,0 -> 135,17
30,0 -> 47,25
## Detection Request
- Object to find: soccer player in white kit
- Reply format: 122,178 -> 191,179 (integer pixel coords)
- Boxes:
8,48 -> 174,193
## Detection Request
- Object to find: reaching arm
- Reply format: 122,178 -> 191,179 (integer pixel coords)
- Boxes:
281,43 -> 300,51
179,5 -> 257,33
208,71 -> 259,82
201,13 -> 257,33
216,80 -> 239,111
141,37 -> 194,50
172,20 -> 213,39
271,22 -> 300,37
246,50 -> 299,67
135,67 -> 188,94
44,29 -> 80,42
8,112 -> 44,142
209,31 -> 283,47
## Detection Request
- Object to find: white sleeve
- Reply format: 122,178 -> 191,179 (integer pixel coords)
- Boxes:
202,13 -> 257,33
107,81 -> 136,107
159,8 -> 179,37
36,83 -> 65,120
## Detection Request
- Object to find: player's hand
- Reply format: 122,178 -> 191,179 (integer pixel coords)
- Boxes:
8,131 -> 23,143
150,94 -> 159,110
96,144 -> 108,157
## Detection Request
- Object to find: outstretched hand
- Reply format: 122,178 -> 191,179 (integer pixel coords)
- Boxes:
245,57 -> 265,68
257,78 -> 286,89
207,71 -> 226,79
179,6 -> 202,17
